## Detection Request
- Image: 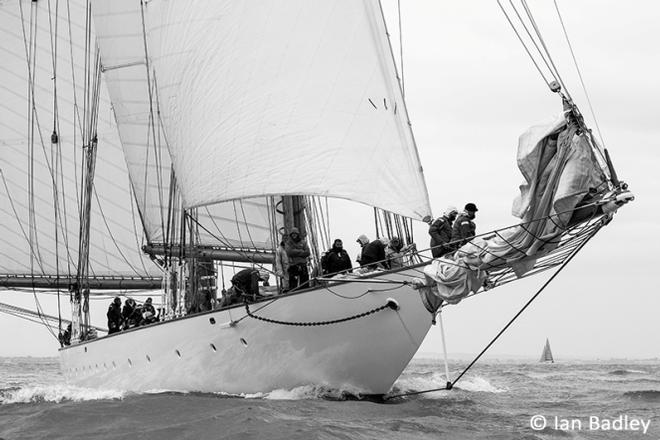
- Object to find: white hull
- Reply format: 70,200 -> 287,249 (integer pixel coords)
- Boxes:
59,268 -> 432,395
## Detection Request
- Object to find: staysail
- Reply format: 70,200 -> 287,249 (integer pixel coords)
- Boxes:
90,0 -> 432,221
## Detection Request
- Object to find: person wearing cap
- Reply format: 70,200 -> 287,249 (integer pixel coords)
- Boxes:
356,234 -> 386,270
321,238 -> 352,275
428,206 -> 458,258
451,203 -> 479,249
106,297 -> 122,334
284,227 -> 311,290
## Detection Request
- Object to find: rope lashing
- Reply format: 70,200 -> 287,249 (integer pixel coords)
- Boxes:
244,298 -> 400,327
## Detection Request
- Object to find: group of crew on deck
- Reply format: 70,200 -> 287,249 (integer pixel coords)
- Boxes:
219,202 -> 480,307
105,203 -> 479,328
106,296 -> 158,334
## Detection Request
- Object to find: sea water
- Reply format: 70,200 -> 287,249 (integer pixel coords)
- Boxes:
1,357 -> 658,439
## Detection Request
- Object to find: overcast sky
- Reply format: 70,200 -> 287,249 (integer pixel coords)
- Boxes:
1,0 -> 658,360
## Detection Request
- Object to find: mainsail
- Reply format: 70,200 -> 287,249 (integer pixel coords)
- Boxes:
90,0 -> 432,220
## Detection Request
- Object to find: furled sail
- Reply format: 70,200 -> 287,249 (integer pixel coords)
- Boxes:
0,0 -> 160,284
90,0 -> 432,220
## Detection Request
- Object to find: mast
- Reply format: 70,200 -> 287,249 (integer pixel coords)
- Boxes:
71,10 -> 102,342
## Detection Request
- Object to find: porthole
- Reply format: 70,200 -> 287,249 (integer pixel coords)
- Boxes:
210,343 -> 217,352
240,338 -> 248,347
84,347 -> 87,353
175,349 -> 181,358
209,317 -> 216,325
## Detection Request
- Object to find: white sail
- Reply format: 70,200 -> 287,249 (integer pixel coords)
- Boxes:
90,0 -> 432,220
540,338 -> 554,363
0,0 -> 158,280
86,0 -> 279,250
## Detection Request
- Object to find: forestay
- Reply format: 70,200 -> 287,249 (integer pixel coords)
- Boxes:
91,0 -> 432,220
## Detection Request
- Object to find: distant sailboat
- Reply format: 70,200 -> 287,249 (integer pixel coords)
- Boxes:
540,338 -> 554,363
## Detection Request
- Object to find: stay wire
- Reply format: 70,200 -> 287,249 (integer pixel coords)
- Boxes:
387,226 -> 597,400
553,0 -> 606,149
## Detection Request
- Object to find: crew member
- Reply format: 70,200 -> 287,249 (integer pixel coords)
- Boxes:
451,203 -> 478,249
321,239 -> 352,275
106,297 -> 122,334
285,227 -> 311,289
428,206 -> 458,258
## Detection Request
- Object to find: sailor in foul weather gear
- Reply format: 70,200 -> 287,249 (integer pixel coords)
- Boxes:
428,206 -> 458,258
451,203 -> 478,249
106,297 -> 122,334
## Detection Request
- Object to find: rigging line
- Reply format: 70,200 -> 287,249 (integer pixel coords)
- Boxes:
389,227 -> 598,400
151,74 -> 168,240
520,0 -> 573,101
497,0 -> 552,87
506,0 -> 558,84
553,0 -> 606,149
91,187 -> 143,277
232,201 -> 246,249
187,214 -> 277,277
65,0 -> 81,215
48,0 -> 63,334
238,200 -> 259,251
397,0 -> 404,97
127,180 -> 150,275
0,171 -> 47,275
139,3 -> 167,239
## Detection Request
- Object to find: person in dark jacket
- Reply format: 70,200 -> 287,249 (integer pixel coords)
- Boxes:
321,239 -> 352,275
231,267 -> 270,301
121,298 -> 136,329
141,297 -> 158,325
451,203 -> 478,249
106,297 -> 122,334
427,206 -> 458,258
284,227 -> 311,289
356,234 -> 386,270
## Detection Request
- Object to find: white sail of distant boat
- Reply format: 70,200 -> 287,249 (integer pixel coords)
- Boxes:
0,0 -> 633,395
540,338 -> 554,363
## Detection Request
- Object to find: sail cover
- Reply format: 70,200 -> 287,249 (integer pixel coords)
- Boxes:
91,0 -> 432,220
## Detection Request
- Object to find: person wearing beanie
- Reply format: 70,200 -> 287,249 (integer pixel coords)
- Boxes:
356,234 -> 386,270
284,227 -> 311,290
428,206 -> 458,258
451,203 -> 479,249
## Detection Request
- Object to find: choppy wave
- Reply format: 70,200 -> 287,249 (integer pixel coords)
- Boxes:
390,371 -> 506,398
0,384 -> 126,404
608,369 -> 647,376
623,390 -> 660,402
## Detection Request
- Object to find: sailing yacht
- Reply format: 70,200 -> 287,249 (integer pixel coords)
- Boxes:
540,338 -> 554,363
0,0 -> 632,395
